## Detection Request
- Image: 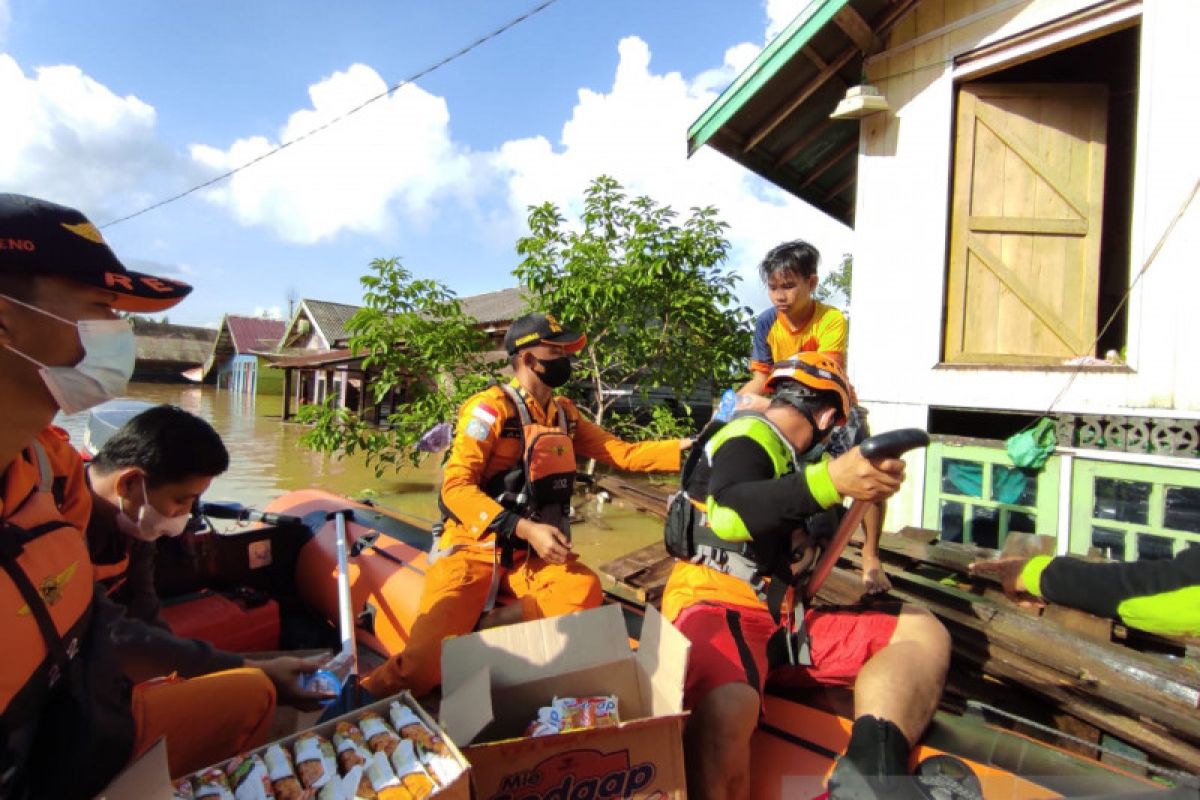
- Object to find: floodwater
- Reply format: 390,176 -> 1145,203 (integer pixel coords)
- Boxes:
55,383 -> 664,569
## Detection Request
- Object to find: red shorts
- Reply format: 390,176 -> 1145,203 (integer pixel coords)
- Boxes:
674,601 -> 902,709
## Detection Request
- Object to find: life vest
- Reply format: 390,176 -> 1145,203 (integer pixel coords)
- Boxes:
485,384 -> 576,532
0,436 -> 95,794
663,413 -> 844,651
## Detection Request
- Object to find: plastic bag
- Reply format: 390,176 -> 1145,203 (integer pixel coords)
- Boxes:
1006,418 -> 1057,469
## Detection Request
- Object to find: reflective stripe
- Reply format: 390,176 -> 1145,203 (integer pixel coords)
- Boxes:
704,415 -> 797,543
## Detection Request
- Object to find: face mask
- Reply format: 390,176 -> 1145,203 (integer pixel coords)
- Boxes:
533,355 -> 572,389
117,478 -> 191,541
1,295 -> 135,414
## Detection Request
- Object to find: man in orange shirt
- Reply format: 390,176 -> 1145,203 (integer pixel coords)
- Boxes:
365,313 -> 691,698
738,241 -> 890,594
0,194 -> 327,797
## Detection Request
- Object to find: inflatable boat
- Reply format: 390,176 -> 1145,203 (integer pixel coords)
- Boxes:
145,487 -> 1179,798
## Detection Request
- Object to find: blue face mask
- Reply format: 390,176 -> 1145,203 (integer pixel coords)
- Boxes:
1,294 -> 135,414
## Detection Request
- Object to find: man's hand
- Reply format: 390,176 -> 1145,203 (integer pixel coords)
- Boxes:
679,438 -> 695,451
245,655 -> 337,712
826,447 -> 905,502
861,552 -> 892,594
968,557 -> 1044,608
516,518 -> 572,564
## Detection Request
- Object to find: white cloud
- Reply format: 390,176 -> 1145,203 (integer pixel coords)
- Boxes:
765,0 -> 809,40
491,36 -> 853,309
0,54 -> 170,218
190,64 -> 472,244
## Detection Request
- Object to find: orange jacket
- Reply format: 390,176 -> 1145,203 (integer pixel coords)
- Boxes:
439,380 -> 682,546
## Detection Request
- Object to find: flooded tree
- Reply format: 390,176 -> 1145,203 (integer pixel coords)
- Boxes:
297,257 -> 499,474
515,176 -> 752,439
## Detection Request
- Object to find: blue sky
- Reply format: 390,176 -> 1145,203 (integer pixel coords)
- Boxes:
1,0 -> 852,326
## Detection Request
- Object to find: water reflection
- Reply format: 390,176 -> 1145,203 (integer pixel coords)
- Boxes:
55,383 -> 663,567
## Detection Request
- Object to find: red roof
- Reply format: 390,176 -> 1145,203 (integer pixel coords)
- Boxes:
226,316 -> 286,354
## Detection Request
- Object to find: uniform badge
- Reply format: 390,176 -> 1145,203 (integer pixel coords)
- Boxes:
465,418 -> 491,441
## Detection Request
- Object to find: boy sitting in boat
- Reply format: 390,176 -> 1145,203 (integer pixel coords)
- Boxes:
86,403 -> 228,625
663,354 -> 950,800
363,312 -> 691,698
0,194 -> 329,797
737,240 -> 891,595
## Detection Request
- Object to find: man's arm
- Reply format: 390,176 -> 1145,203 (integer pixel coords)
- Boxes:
972,548 -> 1200,637
568,407 -> 682,473
439,392 -> 513,537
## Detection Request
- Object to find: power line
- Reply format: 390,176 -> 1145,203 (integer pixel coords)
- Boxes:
99,0 -> 563,229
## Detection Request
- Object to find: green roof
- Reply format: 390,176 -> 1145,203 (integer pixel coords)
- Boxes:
687,0 -> 851,156
687,0 -> 915,227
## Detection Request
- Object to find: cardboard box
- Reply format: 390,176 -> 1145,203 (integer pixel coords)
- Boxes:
99,691 -> 471,799
440,604 -> 690,800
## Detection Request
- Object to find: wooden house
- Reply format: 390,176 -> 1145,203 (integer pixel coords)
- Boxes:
689,0 -> 1199,560
274,288 -> 527,422
130,318 -> 217,382
198,315 -> 287,394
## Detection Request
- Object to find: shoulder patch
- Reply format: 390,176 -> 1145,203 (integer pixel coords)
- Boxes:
464,418 -> 492,441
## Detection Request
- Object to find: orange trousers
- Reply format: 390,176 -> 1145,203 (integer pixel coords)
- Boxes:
130,667 -> 277,778
364,544 -> 603,697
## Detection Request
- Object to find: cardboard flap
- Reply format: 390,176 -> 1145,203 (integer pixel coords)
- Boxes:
442,604 -> 629,694
440,665 -> 494,745
635,605 -> 689,715
97,738 -> 174,799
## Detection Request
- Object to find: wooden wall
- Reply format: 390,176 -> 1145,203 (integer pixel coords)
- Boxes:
843,0 -> 1200,528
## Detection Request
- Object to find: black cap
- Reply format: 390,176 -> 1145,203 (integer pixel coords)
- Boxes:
503,312 -> 587,356
0,194 -> 192,313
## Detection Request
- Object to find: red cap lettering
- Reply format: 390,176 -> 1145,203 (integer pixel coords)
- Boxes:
104,272 -> 135,291
0,239 -> 36,252
140,276 -> 176,293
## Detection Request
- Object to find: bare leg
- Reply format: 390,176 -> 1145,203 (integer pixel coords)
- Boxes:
852,604 -> 950,744
683,683 -> 760,800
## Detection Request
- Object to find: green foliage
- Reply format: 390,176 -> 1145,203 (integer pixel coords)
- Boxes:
297,257 -> 500,475
814,252 -> 853,310
514,176 -> 752,438
605,404 -> 697,442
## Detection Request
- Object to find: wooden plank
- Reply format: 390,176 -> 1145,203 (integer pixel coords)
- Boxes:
968,215 -> 1088,235
833,5 -> 882,54
773,117 -> 838,168
1043,604 -> 1115,643
743,47 -> 858,153
967,233 -> 1087,353
743,0 -> 921,154
823,171 -> 856,203
798,140 -> 858,190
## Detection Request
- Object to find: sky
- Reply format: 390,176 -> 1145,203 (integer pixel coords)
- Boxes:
1,0 -> 853,327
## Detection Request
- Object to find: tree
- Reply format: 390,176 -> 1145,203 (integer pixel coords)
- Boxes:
297,257 -> 499,475
515,176 -> 752,437
814,252 -> 853,311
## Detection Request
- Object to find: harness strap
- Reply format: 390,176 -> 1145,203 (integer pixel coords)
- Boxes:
0,526 -> 74,687
28,441 -> 52,495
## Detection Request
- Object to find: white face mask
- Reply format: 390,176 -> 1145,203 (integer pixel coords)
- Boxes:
117,478 -> 191,542
1,294 -> 135,414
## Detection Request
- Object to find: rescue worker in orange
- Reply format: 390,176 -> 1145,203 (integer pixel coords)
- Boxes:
665,355 -> 950,800
737,240 -> 891,595
0,194 -> 329,799
365,312 -> 691,698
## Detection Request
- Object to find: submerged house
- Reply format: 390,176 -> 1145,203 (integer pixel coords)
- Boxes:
130,318 -> 217,382
273,288 -> 526,422
199,315 -> 287,394
691,0 -> 1199,560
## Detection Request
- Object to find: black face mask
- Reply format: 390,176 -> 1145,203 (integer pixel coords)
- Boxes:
532,355 -> 572,388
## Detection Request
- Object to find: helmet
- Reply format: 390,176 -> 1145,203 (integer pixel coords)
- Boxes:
765,353 -> 851,426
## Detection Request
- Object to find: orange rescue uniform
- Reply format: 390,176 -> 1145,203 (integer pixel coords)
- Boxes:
364,380 -> 682,697
1,427 -> 277,793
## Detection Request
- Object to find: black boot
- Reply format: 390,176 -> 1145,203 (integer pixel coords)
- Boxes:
827,716 -> 920,800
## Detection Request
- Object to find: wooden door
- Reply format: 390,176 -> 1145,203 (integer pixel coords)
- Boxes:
944,83 -> 1107,364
